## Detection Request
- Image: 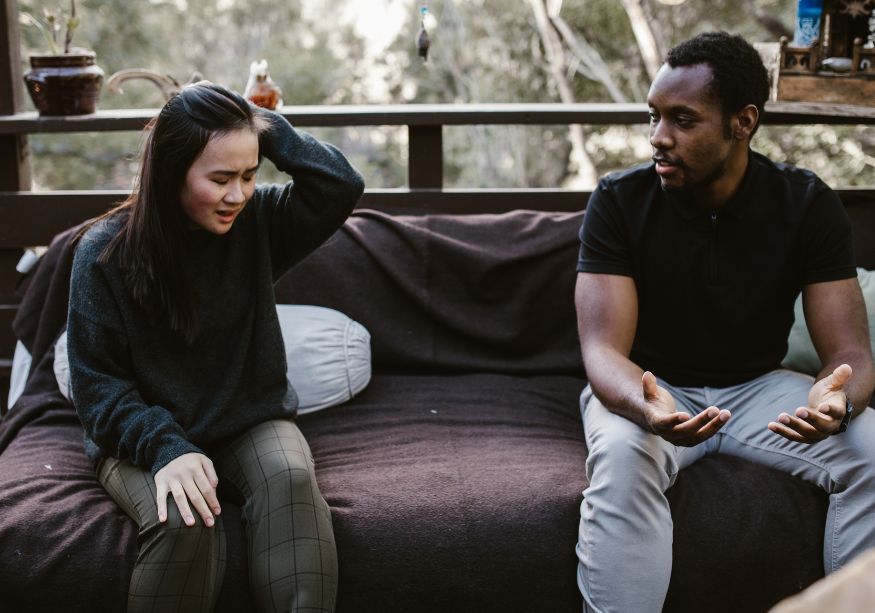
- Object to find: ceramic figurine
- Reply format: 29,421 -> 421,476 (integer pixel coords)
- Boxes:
244,59 -> 283,110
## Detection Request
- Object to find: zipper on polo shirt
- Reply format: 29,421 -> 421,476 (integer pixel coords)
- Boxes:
709,210 -> 718,284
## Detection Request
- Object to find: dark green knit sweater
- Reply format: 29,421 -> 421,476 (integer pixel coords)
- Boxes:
68,111 -> 364,475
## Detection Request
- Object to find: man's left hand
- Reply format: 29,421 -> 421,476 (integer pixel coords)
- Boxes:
768,364 -> 852,444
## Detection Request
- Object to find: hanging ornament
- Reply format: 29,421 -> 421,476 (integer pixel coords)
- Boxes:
416,5 -> 431,61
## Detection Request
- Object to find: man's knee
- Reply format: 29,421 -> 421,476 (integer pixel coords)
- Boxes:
584,403 -> 677,492
587,430 -> 675,485
586,403 -> 663,465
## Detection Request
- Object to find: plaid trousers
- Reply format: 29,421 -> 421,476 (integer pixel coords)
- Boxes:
98,419 -> 337,613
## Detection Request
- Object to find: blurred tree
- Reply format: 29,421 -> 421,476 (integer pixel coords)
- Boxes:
18,0 -> 380,188
14,0 -> 875,191
383,0 -> 874,188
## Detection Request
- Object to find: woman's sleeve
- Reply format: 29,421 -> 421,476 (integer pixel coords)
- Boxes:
67,242 -> 202,475
253,108 -> 365,278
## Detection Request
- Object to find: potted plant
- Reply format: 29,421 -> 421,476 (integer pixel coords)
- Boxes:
20,0 -> 104,116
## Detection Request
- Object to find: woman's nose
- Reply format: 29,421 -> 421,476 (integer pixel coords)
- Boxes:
224,179 -> 245,204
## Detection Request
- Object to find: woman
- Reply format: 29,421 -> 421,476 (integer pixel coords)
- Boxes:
67,82 -> 364,613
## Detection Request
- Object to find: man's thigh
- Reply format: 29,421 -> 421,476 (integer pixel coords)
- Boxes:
707,369 -> 813,431
580,386 -> 708,481
707,369 -> 873,490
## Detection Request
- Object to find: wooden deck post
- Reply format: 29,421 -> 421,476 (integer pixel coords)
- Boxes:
0,0 -> 30,190
408,125 -> 442,189
0,0 -> 29,412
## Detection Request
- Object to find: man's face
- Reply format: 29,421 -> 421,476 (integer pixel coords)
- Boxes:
647,63 -> 734,195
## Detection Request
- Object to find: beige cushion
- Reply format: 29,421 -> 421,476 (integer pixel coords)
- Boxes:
769,548 -> 875,613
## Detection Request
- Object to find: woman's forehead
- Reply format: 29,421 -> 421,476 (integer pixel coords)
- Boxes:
196,129 -> 260,168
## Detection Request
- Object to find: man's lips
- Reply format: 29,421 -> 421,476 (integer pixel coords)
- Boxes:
653,155 -> 682,167
653,156 -> 683,177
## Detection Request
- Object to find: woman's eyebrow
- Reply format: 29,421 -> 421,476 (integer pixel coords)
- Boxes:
208,164 -> 261,177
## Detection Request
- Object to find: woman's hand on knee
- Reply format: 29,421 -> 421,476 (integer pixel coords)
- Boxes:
154,453 -> 221,527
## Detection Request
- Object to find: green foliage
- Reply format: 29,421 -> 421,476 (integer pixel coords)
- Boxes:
19,0 -> 79,55
15,0 -> 875,191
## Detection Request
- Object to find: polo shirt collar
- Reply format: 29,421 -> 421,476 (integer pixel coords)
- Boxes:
667,150 -> 761,221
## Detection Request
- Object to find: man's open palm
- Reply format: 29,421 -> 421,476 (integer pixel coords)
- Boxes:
643,371 -> 731,447
769,364 -> 852,443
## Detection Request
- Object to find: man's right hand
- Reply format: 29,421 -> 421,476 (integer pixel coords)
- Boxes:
642,371 -> 731,446
154,452 -> 221,527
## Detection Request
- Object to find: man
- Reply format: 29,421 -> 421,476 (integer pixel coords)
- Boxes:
575,31 -> 875,613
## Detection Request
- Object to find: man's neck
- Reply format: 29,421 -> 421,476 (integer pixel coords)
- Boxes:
697,146 -> 751,210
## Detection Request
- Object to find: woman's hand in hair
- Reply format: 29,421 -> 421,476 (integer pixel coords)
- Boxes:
250,104 -> 284,161
154,452 -> 221,527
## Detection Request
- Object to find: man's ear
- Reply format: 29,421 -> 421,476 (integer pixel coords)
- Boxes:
732,104 -> 759,140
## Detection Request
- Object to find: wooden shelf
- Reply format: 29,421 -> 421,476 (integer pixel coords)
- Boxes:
767,100 -> 875,121
777,73 -> 875,109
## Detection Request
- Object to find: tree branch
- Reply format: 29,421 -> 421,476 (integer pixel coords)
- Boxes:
618,0 -> 661,81
548,12 -> 629,103
527,0 -> 598,187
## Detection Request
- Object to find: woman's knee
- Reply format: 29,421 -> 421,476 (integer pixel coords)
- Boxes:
250,448 -> 317,501
142,501 -> 220,548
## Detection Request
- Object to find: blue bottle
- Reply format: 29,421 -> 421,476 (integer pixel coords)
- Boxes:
793,0 -> 823,47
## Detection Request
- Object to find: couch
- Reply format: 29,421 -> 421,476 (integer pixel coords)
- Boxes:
2,198 -> 874,613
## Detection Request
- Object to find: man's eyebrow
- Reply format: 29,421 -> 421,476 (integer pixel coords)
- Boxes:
667,105 -> 701,116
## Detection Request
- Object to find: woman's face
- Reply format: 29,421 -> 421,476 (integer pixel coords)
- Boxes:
180,128 -> 260,234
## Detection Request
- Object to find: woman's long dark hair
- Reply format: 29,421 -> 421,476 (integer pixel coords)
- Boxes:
96,82 -> 265,344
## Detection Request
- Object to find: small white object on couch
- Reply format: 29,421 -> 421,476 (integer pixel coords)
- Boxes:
7,340 -> 34,409
54,332 -> 70,402
52,305 -> 371,414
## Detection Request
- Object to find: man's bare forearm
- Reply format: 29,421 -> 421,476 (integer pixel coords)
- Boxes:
583,343 -> 651,429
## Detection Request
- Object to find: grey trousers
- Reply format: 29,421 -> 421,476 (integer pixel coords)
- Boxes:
576,369 -> 875,613
99,419 -> 337,613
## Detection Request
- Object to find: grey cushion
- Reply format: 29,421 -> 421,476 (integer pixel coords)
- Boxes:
782,268 -> 875,377
53,305 -> 372,414
276,305 -> 371,414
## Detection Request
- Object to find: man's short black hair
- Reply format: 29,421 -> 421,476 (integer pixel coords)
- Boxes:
666,31 -> 770,136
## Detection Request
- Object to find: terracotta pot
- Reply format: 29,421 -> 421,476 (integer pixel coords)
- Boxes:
24,52 -> 105,116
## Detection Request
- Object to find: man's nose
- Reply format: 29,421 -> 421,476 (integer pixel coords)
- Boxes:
650,119 -> 672,150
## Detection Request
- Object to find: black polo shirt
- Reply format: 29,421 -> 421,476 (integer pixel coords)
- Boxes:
577,151 -> 855,387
